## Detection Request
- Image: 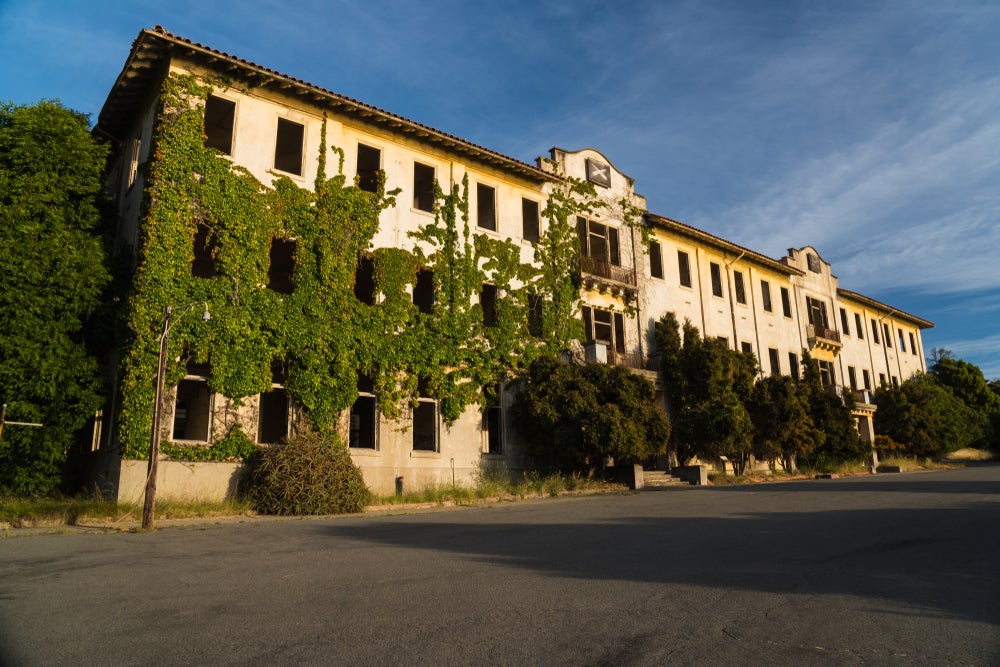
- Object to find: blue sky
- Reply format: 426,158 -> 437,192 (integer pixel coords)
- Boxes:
2,0 -> 998,378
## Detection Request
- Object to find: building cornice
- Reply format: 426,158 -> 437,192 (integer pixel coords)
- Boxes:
836,288 -> 935,329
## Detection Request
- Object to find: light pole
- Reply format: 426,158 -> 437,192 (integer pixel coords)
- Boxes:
142,302 -> 210,530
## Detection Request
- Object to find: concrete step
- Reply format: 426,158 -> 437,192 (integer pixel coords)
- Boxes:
641,470 -> 690,488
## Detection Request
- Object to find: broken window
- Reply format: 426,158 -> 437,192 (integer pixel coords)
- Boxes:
677,250 -> 692,288
267,238 -> 296,294
806,296 -> 829,328
863,369 -> 871,390
350,375 -> 377,449
871,319 -> 881,344
898,328 -> 906,352
522,198 -> 540,243
354,254 -> 376,305
191,222 -> 219,278
413,162 -> 436,212
357,143 -> 381,193
855,313 -> 864,340
477,183 -> 496,231
412,377 -> 437,452
734,270 -> 746,304
413,269 -> 434,314
172,378 -> 211,442
578,217 -> 621,266
204,95 -> 236,155
582,306 -> 626,353
761,280 -> 772,312
819,360 -> 835,387
848,366 -> 858,391
710,262 -> 723,298
484,384 -> 502,455
909,332 -> 917,355
480,284 -> 498,328
273,117 -> 304,175
781,287 -> 792,318
768,348 -> 781,376
884,323 -> 892,348
649,241 -> 664,279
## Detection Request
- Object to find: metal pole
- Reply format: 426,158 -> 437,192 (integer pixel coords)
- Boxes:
142,307 -> 172,530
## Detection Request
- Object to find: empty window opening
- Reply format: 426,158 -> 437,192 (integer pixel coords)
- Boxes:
884,323 -> 892,348
768,348 -> 780,376
840,308 -> 850,336
871,319 -> 881,344
879,372 -> 887,387
258,388 -> 288,444
741,341 -> 753,356
892,375 -> 899,388
267,238 -> 296,294
855,313 -> 864,340
760,280 -> 772,312
789,353 -> 799,380
274,118 -> 304,175
481,284 -> 498,327
710,262 -> 723,298
204,95 -> 236,155
354,255 -> 376,305
413,162 -> 436,212
172,379 -> 211,442
863,369 -> 871,390
477,183 -> 496,231
898,328 -> 906,352
350,375 -> 377,449
734,270 -> 746,304
848,366 -> 858,391
649,241 -> 664,279
527,294 -> 543,337
909,332 -> 917,355
780,287 -> 792,318
356,144 -> 381,193
413,269 -> 434,314
191,222 -> 219,278
522,198 -> 540,243
677,250 -> 692,288
578,218 -> 621,266
484,384 -> 502,455
412,377 -> 437,452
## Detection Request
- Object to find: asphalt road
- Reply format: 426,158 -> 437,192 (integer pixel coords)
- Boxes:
2,465 -> 999,666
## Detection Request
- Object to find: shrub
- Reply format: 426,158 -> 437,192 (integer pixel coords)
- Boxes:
241,431 -> 369,515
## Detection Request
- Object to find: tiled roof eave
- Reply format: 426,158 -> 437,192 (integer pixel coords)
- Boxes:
837,288 -> 935,329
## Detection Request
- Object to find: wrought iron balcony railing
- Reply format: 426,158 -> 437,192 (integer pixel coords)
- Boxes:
579,256 -> 636,287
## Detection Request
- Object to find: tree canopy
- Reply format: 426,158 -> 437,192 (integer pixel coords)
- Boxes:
0,101 -> 109,494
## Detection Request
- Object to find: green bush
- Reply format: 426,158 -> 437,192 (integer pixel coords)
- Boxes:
241,431 -> 369,515
162,425 -> 259,462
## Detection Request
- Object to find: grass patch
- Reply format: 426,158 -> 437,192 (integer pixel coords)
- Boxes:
370,472 -> 623,506
877,456 -> 961,472
0,494 -> 251,529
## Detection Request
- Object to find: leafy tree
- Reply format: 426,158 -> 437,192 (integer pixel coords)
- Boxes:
874,373 -> 983,458
929,355 -> 1000,448
512,355 -> 669,473
799,351 -> 865,466
749,375 -> 823,473
0,101 -> 109,494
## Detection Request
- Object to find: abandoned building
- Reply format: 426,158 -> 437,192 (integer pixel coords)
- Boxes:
88,27 -> 933,500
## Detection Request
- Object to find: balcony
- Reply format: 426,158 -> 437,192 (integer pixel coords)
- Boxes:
579,256 -> 636,290
607,349 -> 660,372
807,323 -> 842,353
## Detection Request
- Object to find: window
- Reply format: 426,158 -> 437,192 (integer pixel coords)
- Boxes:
258,388 -> 288,444
413,162 -> 435,212
740,341 -> 753,356
582,306 -> 626,353
871,319 -> 880,344
204,95 -> 235,155
768,348 -> 780,376
412,377 -> 437,452
273,118 -> 304,175
350,375 -> 377,449
892,376 -> 899,388
677,251 -> 692,288
578,218 -> 621,266
761,280 -> 772,312
649,241 -> 664,279
172,378 -> 211,442
879,372 -> 887,387
863,369 -> 871,390
522,198 -> 540,243
848,366 -> 858,391
480,284 -> 497,327
527,294 -> 543,337
884,323 -> 892,348
909,332 -> 917,355
806,296 -> 829,328
840,308 -> 850,336
484,383 -> 502,455
818,360 -> 834,387
267,238 -> 296,294
733,270 -> 746,304
855,313 -> 864,340
710,262 -> 723,297
789,352 -> 799,380
898,328 -> 906,352
191,222 -> 219,278
356,144 -> 381,193
477,183 -> 496,231
413,269 -> 434,314
780,287 -> 792,317
354,255 -> 375,304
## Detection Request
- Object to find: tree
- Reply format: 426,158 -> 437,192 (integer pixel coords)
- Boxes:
930,355 -> 1000,449
749,375 -> 823,473
512,355 -> 670,473
799,351 -> 865,467
874,373 -> 982,458
0,101 -> 110,494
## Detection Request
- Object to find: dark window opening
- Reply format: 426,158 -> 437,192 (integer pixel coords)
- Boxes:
909,332 -> 916,355
678,251 -> 692,287
892,376 -> 899,388
884,323 -> 892,348
413,269 -> 434,314
258,388 -> 288,444
734,270 -> 746,304
481,284 -> 498,327
863,369 -> 871,390
649,241 -> 664,279
191,223 -> 219,278
819,360 -> 834,388
855,313 -> 864,340
780,287 -> 792,318
274,118 -> 304,175
789,353 -> 799,380
204,95 -> 235,155
898,328 -> 906,352
578,217 -> 621,266
477,183 -> 496,231
848,366 -> 858,391
270,359 -> 288,385
357,144 -> 381,193
582,306 -> 625,353
768,348 -> 780,376
522,198 -> 540,243
806,296 -> 829,328
613,313 -> 626,354
740,341 -> 753,356
484,383 -> 502,455
871,319 -> 880,344
840,308 -> 850,336
413,162 -> 435,212
879,372 -> 887,387
761,280 -> 772,312
528,294 -> 543,337
412,377 -> 437,452
350,375 -> 377,449
593,308 -> 613,346
267,238 -> 296,294
172,379 -> 211,441
710,262 -> 723,297
354,255 -> 375,304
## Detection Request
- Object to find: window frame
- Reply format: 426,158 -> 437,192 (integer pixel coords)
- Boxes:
356,143 -> 381,193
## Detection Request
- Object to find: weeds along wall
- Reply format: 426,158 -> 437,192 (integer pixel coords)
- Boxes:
115,74 -> 597,460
